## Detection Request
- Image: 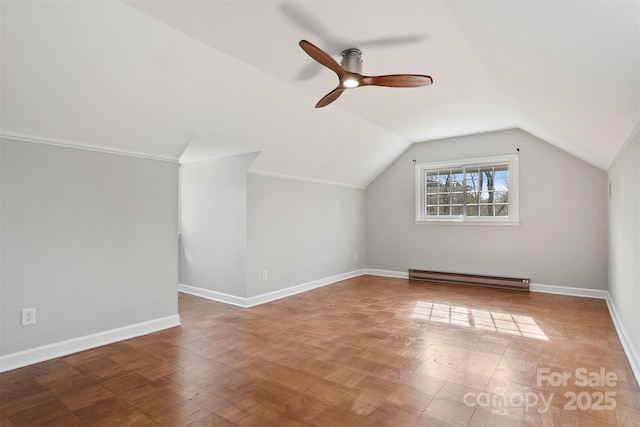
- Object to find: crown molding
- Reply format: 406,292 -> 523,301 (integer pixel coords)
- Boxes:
608,121 -> 640,172
0,132 -> 179,163
248,170 -> 365,190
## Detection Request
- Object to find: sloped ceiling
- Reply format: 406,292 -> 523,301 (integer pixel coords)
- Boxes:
1,1 -> 638,188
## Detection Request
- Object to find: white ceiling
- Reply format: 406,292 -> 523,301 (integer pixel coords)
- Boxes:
1,1 -> 638,188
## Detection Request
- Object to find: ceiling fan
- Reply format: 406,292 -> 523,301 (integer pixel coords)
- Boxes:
282,2 -> 426,81
299,40 -> 433,108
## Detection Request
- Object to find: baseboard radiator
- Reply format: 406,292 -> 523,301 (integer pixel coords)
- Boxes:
408,269 -> 530,291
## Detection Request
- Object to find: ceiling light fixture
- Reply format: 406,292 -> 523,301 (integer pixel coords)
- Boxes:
343,78 -> 359,88
341,49 -> 361,88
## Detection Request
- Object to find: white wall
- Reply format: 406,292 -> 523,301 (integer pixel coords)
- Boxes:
247,174 -> 365,298
179,153 -> 258,298
366,129 -> 608,289
0,138 -> 179,360
608,127 -> 640,376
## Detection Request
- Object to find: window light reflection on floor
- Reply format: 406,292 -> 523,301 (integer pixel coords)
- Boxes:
412,301 -> 548,341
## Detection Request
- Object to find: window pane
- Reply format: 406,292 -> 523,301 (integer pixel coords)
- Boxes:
427,206 -> 437,215
479,167 -> 494,188
451,192 -> 464,204
452,205 -> 463,215
450,169 -> 464,186
427,194 -> 438,205
466,169 -> 479,191
479,205 -> 495,216
426,181 -> 439,194
495,204 -> 509,216
439,206 -> 450,216
494,191 -> 508,204
494,166 -> 509,191
467,204 -> 478,216
439,194 -> 450,204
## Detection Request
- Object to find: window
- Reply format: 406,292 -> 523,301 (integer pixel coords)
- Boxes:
415,154 -> 519,224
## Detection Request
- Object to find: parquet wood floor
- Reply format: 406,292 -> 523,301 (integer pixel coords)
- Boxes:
1,275 -> 639,426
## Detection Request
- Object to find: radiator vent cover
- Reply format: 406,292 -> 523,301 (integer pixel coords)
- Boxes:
408,269 -> 530,291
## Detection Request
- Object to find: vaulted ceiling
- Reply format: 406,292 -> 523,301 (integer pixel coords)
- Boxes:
1,1 -> 638,188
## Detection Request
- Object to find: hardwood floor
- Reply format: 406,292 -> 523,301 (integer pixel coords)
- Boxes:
1,275 -> 639,426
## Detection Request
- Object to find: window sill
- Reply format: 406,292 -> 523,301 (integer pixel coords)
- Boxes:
415,219 -> 520,226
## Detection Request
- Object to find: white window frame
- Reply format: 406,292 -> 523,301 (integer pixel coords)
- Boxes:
415,154 -> 519,225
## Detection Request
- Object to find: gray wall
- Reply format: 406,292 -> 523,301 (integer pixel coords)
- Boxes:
247,174 -> 365,298
366,129 -> 608,289
608,128 -> 640,365
179,153 -> 257,298
0,138 -> 179,355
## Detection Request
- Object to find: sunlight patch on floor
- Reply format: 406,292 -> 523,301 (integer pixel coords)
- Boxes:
412,301 -> 548,340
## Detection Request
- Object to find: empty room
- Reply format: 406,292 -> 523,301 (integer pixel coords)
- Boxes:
1,1 -> 639,426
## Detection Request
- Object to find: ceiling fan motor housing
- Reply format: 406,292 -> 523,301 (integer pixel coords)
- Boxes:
341,48 -> 362,74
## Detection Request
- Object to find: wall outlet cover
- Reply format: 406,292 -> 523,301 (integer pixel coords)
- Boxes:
21,308 -> 36,326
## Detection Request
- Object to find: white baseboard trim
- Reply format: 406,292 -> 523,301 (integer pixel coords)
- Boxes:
605,296 -> 640,387
529,283 -> 609,299
364,269 -> 409,279
0,314 -> 181,373
246,269 -> 366,307
178,284 -> 249,308
179,269 -> 367,309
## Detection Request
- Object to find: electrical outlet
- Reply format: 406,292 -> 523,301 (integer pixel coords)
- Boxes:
21,308 -> 36,326
262,270 -> 268,281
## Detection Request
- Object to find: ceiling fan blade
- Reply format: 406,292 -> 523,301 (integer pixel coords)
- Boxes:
297,60 -> 323,80
361,74 -> 433,88
283,2 -> 426,52
299,40 -> 344,76
315,87 -> 345,108
283,2 -> 329,41
357,35 -> 426,48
